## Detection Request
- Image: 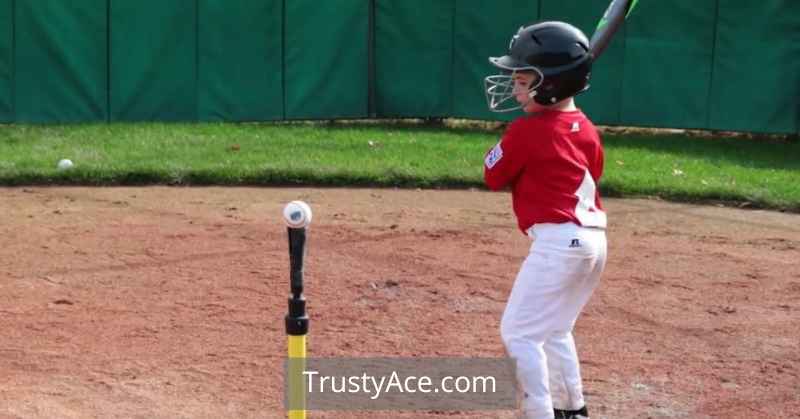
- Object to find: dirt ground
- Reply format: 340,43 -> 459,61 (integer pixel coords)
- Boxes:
0,187 -> 797,419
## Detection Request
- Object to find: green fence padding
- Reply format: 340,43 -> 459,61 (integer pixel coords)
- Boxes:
198,0 -> 282,121
452,0 -> 537,121
621,0 -> 716,130
285,0 -> 368,119
709,0 -> 800,134
110,0 -> 196,121
374,0 -> 454,118
540,0 -> 628,125
0,0 -> 11,122
0,1 -> 796,133
15,1 -> 107,123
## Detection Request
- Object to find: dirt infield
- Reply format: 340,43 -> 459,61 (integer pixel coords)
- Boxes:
1,187 -> 797,419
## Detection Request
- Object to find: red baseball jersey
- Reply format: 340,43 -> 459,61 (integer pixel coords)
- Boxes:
484,109 -> 607,234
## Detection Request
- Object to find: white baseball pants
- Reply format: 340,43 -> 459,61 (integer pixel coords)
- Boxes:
500,222 -> 607,419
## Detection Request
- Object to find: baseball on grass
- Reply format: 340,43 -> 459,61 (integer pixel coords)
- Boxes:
283,200 -> 312,228
57,159 -> 74,170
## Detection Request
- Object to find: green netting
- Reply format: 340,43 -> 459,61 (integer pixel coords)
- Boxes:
110,0 -> 196,121
620,0 -> 716,130
0,0 -> 10,122
285,0 -> 369,119
452,0 -> 538,122
709,0 -> 800,134
374,0 -> 454,118
540,0 -> 628,125
197,0 -> 282,121
15,0 -> 107,123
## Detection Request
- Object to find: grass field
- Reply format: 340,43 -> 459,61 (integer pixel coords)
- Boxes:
0,121 -> 798,211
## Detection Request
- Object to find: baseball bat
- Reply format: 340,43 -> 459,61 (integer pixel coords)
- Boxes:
589,0 -> 639,61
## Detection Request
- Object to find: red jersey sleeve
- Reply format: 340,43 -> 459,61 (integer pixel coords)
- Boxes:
483,119 -> 528,191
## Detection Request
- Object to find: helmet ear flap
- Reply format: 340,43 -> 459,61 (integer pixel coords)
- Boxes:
532,80 -> 555,105
531,58 -> 592,106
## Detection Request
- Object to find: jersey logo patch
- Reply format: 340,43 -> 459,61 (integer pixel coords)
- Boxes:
571,121 -> 581,132
485,143 -> 503,169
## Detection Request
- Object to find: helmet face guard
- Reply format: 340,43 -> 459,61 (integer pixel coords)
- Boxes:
484,68 -> 543,113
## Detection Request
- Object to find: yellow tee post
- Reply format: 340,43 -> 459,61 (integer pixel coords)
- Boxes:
284,209 -> 310,419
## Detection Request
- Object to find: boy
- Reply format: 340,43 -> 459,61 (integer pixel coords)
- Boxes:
483,21 -> 607,419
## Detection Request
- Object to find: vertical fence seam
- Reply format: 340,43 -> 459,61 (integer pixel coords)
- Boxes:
10,0 -> 14,121
281,0 -> 286,120
705,0 -> 720,131
106,0 -> 111,121
449,0 -> 456,117
368,0 -> 375,118
195,0 -> 199,121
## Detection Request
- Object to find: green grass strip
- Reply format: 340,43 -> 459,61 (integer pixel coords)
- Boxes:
0,122 -> 797,211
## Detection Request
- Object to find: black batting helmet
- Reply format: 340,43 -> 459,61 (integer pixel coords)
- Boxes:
485,21 -> 592,111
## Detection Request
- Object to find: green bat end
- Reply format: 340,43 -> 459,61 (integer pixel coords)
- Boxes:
596,0 -> 639,31
628,0 -> 639,18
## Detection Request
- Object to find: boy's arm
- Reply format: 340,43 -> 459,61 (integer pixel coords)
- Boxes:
483,120 -> 527,191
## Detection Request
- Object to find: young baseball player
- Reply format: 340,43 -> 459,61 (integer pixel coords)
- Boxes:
483,21 -> 607,419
